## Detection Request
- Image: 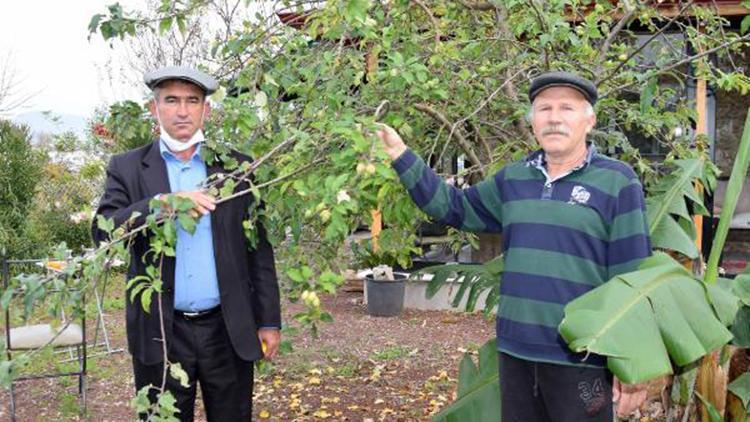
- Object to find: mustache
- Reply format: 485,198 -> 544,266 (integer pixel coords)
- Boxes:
540,125 -> 571,136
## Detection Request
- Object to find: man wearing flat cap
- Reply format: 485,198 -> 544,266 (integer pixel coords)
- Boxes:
376,71 -> 650,420
93,65 -> 281,421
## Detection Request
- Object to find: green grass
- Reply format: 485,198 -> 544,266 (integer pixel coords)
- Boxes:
335,362 -> 359,378
57,390 -> 83,418
371,345 -> 410,361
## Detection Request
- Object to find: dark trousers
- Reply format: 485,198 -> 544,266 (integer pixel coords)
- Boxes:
499,352 -> 613,422
132,310 -> 254,421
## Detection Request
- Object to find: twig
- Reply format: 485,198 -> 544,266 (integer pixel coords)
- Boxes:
595,4 -> 639,75
455,0 -> 497,11
596,0 -> 696,87
219,159 -> 324,202
452,68 -> 526,132
411,0 -> 441,49
414,103 -> 486,178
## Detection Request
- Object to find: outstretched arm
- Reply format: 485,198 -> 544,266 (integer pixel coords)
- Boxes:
376,124 -> 503,233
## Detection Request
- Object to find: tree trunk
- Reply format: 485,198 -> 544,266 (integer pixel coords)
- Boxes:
473,233 -> 502,263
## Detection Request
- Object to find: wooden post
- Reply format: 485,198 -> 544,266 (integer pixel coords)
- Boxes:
694,68 -> 728,422
371,209 -> 382,252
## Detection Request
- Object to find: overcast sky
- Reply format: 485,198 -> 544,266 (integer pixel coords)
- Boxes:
1,1 -> 144,118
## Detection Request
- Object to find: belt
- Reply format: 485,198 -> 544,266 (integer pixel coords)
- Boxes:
175,305 -> 221,321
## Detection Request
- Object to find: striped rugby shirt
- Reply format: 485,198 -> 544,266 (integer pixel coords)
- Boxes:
392,144 -> 651,366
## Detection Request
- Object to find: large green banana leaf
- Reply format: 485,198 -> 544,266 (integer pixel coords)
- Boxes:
559,252 -> 735,384
433,338 -> 500,422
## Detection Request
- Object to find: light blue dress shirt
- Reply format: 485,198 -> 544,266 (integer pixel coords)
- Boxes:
159,141 -> 220,312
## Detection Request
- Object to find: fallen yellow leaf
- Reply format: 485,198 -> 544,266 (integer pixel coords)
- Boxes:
313,409 -> 331,418
308,376 -> 321,385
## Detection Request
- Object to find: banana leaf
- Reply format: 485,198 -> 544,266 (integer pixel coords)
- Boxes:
433,338 -> 500,422
559,252 -> 735,383
729,373 -> 750,412
646,158 -> 713,259
414,256 -> 503,316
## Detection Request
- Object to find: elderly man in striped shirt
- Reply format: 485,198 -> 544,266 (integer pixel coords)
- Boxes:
376,71 -> 650,421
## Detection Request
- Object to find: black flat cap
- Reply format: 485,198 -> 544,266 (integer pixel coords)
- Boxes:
529,71 -> 597,105
144,66 -> 219,95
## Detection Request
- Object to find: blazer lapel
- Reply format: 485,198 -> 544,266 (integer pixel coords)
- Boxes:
141,140 -> 171,197
140,140 -> 175,291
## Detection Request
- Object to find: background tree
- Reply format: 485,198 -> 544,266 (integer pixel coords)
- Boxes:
0,120 -> 45,258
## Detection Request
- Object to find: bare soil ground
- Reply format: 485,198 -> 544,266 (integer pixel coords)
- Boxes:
0,288 -> 496,421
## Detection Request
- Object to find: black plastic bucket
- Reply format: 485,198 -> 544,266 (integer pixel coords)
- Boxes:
365,274 -> 406,317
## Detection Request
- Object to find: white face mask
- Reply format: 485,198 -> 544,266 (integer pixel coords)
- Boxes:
155,106 -> 205,152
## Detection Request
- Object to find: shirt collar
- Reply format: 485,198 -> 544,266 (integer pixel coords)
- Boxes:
524,142 -> 597,170
159,139 -> 203,163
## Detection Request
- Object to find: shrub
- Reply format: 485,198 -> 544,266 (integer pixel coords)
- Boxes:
0,120 -> 45,258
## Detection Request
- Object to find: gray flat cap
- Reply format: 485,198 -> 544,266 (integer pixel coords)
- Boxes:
144,66 -> 219,95
529,71 -> 597,105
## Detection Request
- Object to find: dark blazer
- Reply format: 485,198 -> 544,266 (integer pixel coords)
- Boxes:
92,140 -> 281,365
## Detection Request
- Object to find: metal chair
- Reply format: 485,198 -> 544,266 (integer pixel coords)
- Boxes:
2,257 -> 87,421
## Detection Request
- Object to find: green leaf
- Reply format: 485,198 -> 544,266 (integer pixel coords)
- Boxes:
707,278 -> 741,325
157,390 -> 180,418
731,306 -> 750,347
219,179 -> 237,199
345,0 -> 370,22
88,14 -> 104,34
0,288 -> 14,310
129,282 -> 148,304
707,108 -> 750,283
433,339 -> 500,421
729,373 -> 750,410
169,362 -> 191,388
640,78 -> 657,114
416,256 -> 502,314
159,17 -> 173,34
646,158 -> 705,259
141,289 -> 153,313
177,214 -> 197,235
131,385 -> 152,413
96,214 -> 115,235
560,252 -> 734,383
742,15 -> 750,34
320,312 -> 333,322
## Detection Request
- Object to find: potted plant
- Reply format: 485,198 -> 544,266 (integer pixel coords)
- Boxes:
351,228 -> 421,317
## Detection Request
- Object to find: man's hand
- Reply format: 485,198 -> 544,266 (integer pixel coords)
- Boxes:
613,378 -> 648,417
159,191 -> 216,218
258,328 -> 281,360
375,123 -> 408,160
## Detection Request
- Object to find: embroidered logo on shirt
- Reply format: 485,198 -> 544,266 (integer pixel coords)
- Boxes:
569,185 -> 591,205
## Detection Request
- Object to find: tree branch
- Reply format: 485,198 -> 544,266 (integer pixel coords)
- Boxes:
596,0 -> 696,87
414,103 -> 487,178
595,4 -> 639,75
411,0 -> 441,49
456,0 -> 497,11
